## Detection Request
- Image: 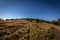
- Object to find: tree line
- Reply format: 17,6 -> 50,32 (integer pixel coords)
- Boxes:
50,18 -> 60,26
0,18 -> 60,26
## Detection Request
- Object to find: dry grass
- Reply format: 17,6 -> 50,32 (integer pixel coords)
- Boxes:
0,20 -> 60,40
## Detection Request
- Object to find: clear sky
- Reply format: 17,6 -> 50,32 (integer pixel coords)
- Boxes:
0,0 -> 60,21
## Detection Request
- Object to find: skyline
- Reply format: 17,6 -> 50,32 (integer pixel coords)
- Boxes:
0,0 -> 60,21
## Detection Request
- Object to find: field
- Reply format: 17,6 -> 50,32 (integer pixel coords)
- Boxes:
0,19 -> 60,40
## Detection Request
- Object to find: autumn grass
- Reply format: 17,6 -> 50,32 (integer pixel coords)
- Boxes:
0,21 -> 56,40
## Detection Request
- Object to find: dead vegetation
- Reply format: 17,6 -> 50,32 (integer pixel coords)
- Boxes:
0,19 -> 60,40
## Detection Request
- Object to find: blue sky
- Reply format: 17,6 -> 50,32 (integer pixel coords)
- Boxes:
0,0 -> 60,21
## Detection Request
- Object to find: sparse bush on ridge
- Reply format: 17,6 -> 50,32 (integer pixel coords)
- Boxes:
50,18 -> 60,26
20,18 -> 49,23
0,18 -> 60,26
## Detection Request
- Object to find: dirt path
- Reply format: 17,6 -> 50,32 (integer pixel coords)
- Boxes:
54,28 -> 60,40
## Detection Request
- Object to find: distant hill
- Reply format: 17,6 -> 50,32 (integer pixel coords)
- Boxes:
0,18 -> 60,40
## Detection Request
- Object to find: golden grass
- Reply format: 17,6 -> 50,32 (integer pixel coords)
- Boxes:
0,20 -> 59,40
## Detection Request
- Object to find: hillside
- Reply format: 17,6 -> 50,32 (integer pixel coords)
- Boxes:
0,18 -> 60,40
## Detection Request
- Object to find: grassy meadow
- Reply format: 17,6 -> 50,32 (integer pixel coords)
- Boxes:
0,18 -> 60,40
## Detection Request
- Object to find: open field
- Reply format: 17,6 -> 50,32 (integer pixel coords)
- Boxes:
0,19 -> 60,40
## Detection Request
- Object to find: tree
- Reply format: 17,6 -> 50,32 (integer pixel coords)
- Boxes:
50,20 -> 57,25
57,18 -> 60,25
0,18 -> 3,21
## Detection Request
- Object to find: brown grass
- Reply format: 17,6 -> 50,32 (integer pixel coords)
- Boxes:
0,20 -> 60,40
